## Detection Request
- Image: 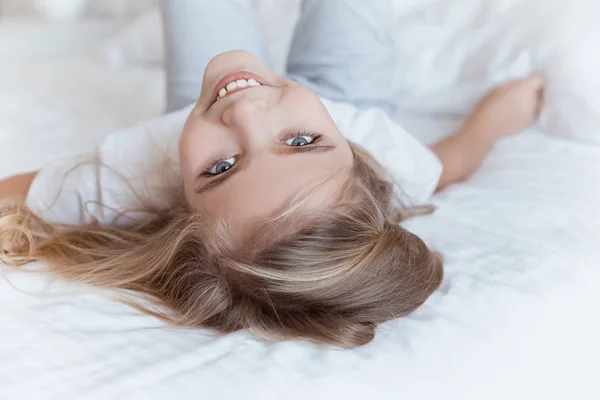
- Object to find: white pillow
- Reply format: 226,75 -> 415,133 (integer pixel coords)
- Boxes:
392,0 -> 600,142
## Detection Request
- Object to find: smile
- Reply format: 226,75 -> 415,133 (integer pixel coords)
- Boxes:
217,78 -> 262,101
212,71 -> 270,104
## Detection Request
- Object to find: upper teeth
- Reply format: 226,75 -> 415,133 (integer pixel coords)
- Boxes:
217,78 -> 261,101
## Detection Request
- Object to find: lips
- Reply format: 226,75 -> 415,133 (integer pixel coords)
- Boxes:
210,71 -> 272,104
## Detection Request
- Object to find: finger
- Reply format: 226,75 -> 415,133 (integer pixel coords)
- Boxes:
525,72 -> 546,89
537,85 -> 545,104
535,92 -> 545,117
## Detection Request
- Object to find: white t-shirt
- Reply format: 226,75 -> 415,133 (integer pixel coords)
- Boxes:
25,99 -> 442,226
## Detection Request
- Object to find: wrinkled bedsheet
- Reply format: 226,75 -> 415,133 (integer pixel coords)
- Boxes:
1,19 -> 600,400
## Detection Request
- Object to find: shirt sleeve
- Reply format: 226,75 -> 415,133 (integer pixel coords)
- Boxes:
25,107 -> 191,226
322,99 -> 442,204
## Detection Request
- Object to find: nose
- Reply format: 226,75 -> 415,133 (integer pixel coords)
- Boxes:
220,97 -> 271,132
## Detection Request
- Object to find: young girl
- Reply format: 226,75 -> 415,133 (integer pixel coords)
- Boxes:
0,0 -> 544,347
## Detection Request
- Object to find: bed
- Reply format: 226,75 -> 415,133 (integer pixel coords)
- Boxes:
2,3 -> 600,399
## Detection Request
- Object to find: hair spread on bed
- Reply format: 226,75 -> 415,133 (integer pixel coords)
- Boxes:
0,143 -> 443,348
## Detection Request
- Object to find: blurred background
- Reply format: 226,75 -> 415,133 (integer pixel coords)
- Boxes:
0,0 -> 296,176
0,0 -> 168,176
0,0 -> 157,60
0,0 -> 154,17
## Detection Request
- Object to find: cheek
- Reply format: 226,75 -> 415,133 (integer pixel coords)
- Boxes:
281,84 -> 345,138
178,129 -> 201,179
178,122 -> 223,183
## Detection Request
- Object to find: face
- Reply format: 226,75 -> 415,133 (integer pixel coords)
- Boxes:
179,51 -> 354,237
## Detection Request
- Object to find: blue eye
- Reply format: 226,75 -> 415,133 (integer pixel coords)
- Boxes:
285,135 -> 316,147
208,157 -> 236,176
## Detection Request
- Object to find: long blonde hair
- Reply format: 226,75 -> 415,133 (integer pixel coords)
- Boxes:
0,144 -> 442,347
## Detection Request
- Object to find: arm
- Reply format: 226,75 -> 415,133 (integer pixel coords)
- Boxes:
0,172 -> 38,201
431,123 -> 494,190
431,73 -> 546,190
10,110 -> 187,226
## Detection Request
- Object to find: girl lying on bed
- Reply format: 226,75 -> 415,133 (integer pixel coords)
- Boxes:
0,0 -> 544,347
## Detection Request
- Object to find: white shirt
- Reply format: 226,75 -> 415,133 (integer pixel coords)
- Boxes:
25,99 -> 442,226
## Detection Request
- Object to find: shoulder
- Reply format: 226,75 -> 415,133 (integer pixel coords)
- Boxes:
319,97 -> 413,144
99,105 -> 192,167
25,106 -> 193,226
319,97 -> 442,204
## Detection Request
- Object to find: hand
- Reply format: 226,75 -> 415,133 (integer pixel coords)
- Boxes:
0,172 -> 38,201
467,73 -> 546,140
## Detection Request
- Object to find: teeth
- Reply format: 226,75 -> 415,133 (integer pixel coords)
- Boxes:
216,78 -> 263,101
226,81 -> 238,91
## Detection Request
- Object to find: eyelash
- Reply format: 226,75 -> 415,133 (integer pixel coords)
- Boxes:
281,130 -> 322,144
202,131 -> 322,176
202,154 -> 237,176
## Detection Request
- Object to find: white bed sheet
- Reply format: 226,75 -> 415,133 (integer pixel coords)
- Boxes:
2,28 -> 600,400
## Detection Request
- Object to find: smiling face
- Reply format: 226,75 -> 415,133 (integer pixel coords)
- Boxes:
179,51 -> 354,237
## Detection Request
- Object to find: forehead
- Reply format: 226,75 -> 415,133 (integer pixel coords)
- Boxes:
194,150 -> 353,234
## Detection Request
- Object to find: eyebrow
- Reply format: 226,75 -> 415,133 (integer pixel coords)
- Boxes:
194,144 -> 336,195
275,144 -> 336,156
